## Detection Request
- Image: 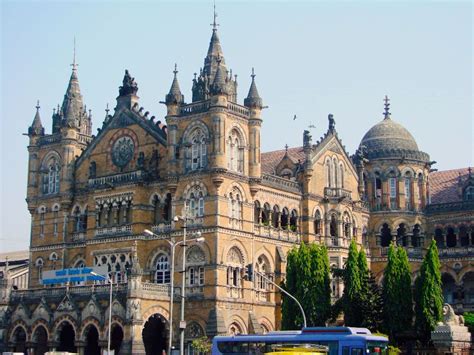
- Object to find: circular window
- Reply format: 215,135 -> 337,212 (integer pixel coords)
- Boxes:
111,136 -> 135,168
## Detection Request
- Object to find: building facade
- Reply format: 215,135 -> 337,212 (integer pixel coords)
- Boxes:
0,18 -> 473,355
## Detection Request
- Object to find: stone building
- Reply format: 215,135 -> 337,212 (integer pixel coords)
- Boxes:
0,16 -> 472,355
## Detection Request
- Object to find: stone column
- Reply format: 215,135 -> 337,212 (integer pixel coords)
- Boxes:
75,340 -> 86,355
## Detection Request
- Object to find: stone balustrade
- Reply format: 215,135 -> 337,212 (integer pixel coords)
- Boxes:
95,224 -> 132,237
253,224 -> 300,243
88,170 -> 144,188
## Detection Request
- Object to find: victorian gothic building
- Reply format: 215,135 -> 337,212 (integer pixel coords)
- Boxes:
1,15 -> 473,355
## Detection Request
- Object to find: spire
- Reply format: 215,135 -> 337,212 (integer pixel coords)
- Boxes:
383,95 -> 391,119
165,63 -> 184,105
210,57 -> 229,96
61,40 -> 85,129
244,68 -> 263,108
203,3 -> 225,80
29,100 -> 45,136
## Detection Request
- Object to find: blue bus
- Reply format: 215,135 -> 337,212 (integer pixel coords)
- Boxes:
211,327 -> 389,355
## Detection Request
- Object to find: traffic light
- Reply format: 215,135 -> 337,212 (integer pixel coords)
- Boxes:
244,263 -> 253,282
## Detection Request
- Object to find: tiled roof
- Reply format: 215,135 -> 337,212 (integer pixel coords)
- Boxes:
261,146 -> 305,174
429,167 -> 470,204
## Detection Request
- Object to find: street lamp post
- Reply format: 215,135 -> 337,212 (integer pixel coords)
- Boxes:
144,227 -> 203,355
173,215 -> 187,355
91,271 -> 113,355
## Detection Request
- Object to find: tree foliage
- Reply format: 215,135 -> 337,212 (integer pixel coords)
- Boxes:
414,239 -> 443,344
359,248 -> 383,332
382,244 -> 413,341
282,243 -> 331,329
342,240 -> 363,325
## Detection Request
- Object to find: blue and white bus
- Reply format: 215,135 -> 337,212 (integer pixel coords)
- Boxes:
211,327 -> 389,355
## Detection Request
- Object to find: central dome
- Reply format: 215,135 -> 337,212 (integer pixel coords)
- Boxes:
360,117 -> 419,153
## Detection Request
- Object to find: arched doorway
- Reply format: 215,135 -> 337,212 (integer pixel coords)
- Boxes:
12,326 -> 27,354
442,273 -> 456,304
84,325 -> 101,355
58,322 -> 76,353
33,326 -> 49,355
462,272 -> 474,305
380,223 -> 391,247
142,314 -> 168,355
111,325 -> 124,354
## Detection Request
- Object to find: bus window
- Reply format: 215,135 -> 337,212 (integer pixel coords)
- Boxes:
351,348 -> 363,355
342,347 -> 350,355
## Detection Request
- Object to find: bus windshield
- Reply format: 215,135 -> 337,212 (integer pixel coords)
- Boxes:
366,341 -> 389,355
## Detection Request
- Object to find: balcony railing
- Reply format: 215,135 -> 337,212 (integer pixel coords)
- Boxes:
180,101 -> 210,115
95,224 -> 132,237
227,102 -> 250,117
150,223 -> 173,234
438,247 -> 474,258
324,187 -> 352,200
88,170 -> 144,188
254,224 -> 300,243
262,174 -> 301,192
71,232 -> 86,242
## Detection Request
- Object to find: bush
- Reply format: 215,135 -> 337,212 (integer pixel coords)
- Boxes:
191,336 -> 211,354
464,312 -> 474,329
388,345 -> 401,354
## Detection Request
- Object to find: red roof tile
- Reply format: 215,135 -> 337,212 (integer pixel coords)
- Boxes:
261,146 -> 305,174
429,168 -> 470,204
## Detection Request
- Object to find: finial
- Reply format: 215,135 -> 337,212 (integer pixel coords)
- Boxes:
211,0 -> 219,31
285,144 -> 289,152
36,100 -> 40,111
173,63 -> 178,77
194,72 -> 197,80
251,67 -> 256,80
383,95 -> 391,119
105,103 -> 110,116
71,37 -> 78,71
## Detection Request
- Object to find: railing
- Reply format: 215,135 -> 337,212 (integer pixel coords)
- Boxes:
324,187 -> 352,199
426,200 -> 474,213
10,283 -> 127,300
151,223 -> 173,234
438,247 -> 474,258
78,134 -> 93,144
71,232 -> 85,242
180,101 -> 210,115
38,135 -> 61,145
88,170 -> 144,188
95,224 -> 132,237
254,224 -> 300,243
227,102 -> 250,117
379,246 -> 423,258
262,174 -> 301,192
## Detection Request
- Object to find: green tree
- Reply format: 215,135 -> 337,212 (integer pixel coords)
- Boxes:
282,243 -> 331,328
414,239 -> 443,344
382,244 -> 413,342
342,240 -> 363,325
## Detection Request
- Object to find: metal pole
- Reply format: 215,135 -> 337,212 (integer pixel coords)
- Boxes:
108,275 -> 112,354
254,270 -> 307,329
168,241 -> 175,355
179,218 -> 187,355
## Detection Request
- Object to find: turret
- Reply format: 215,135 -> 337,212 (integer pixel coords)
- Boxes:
165,64 -> 184,116
28,101 -> 45,137
245,69 -> 264,179
116,69 -> 139,110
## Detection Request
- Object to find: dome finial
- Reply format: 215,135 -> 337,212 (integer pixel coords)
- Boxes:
383,95 -> 391,119
71,37 -> 78,72
36,100 -> 40,111
211,0 -> 219,31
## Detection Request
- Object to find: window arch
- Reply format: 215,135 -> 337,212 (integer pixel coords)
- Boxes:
35,258 -> 44,282
255,255 -> 272,296
281,207 -> 289,230
38,206 -> 46,238
326,158 -> 332,188
330,214 -> 338,246
228,188 -> 243,228
186,187 -> 205,218
289,210 -> 298,231
154,253 -> 170,284
254,200 -> 261,224
332,158 -> 338,188
227,129 -> 244,173
187,246 -> 205,287
226,247 -> 244,296
186,128 -> 207,171
339,163 -> 344,188
380,223 -> 392,247
151,194 -> 163,224
272,205 -> 280,228
228,322 -> 242,335
343,213 -> 351,239
261,203 -> 271,225
404,172 -> 412,210
42,155 -> 60,194
374,172 -> 382,209
314,210 -> 322,235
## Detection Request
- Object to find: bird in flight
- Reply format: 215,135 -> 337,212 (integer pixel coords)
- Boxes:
293,114 -> 297,120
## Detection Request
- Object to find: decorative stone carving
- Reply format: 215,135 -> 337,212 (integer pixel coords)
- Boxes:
126,298 -> 141,321
431,303 -> 471,353
112,136 -> 135,168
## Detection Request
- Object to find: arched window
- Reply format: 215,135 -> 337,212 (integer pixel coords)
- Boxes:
154,253 -> 170,284
417,173 -> 423,206
226,247 -> 244,297
388,173 -> 398,210
163,193 -> 172,222
397,223 -> 407,246
35,258 -> 44,282
254,201 -> 261,224
412,224 -> 421,247
289,210 -> 298,232
227,129 -> 244,173
404,172 -> 412,210
435,228 -> 444,247
187,246 -> 205,287
49,252 -> 58,270
38,206 -> 46,238
228,188 -> 243,228
380,223 -> 392,247
331,158 -> 337,188
187,128 -> 207,171
52,204 -> 60,237
343,213 -> 351,238
152,195 -> 162,224
42,156 -> 60,194
228,323 -> 242,335
255,255 -> 272,294
186,187 -> 205,218
446,227 -> 456,248
374,172 -> 382,209
73,206 -> 81,232
339,163 -> 344,188
262,203 -> 271,225
94,252 -> 131,284
281,208 -> 289,230
465,186 -> 474,201
330,215 -> 338,246
326,159 -> 332,188
272,206 -> 280,228
314,210 -> 322,235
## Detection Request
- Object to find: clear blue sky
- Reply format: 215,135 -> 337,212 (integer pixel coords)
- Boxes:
1,0 -> 472,252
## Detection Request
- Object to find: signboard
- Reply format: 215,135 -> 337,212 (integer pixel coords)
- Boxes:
41,266 -> 108,285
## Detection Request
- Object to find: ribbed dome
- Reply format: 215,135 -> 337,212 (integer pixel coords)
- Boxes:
360,117 -> 419,153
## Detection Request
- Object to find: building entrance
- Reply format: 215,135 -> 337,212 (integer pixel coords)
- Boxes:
142,314 -> 168,355
85,325 -> 101,355
58,322 -> 77,353
111,325 -> 124,354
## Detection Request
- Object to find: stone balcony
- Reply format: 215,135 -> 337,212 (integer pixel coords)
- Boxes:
88,170 -> 144,188
253,224 -> 300,243
95,224 -> 132,237
324,187 -> 352,200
